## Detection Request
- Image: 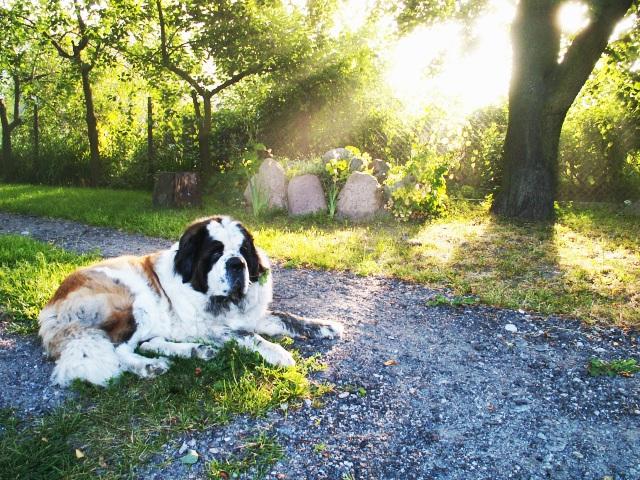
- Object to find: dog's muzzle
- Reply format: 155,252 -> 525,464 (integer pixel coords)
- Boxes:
226,257 -> 246,299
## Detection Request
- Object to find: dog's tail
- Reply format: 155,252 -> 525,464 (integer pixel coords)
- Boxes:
39,307 -> 121,386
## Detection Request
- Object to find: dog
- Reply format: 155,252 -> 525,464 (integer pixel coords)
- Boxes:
38,216 -> 342,386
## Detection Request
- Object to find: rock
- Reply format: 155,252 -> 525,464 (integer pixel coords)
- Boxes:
337,172 -> 384,221
505,324 -> 518,333
321,148 -> 353,165
178,441 -> 189,455
243,159 -> 287,210
287,174 -> 327,216
338,391 -> 350,399
348,157 -> 364,172
371,159 -> 390,182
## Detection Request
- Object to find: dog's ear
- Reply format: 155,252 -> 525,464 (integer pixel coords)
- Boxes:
237,223 -> 267,282
174,220 -> 209,283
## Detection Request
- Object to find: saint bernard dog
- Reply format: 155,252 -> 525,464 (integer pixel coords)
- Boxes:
38,216 -> 342,386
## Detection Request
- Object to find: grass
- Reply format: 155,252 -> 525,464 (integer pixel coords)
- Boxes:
0,343 -> 327,479
0,234 -> 330,479
208,432 -> 283,479
0,235 -> 98,334
587,358 -> 640,377
0,184 -> 638,328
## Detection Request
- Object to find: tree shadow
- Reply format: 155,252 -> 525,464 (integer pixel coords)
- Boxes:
441,213 -> 637,328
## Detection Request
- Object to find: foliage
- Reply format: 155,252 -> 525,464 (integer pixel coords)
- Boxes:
588,358 -> 640,377
386,148 -> 449,220
323,155 -> 350,218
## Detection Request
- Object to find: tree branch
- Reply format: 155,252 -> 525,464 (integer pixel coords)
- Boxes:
210,65 -> 271,96
156,0 -> 205,96
548,0 -> 634,113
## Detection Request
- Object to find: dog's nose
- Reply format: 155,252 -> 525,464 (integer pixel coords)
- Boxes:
226,257 -> 244,272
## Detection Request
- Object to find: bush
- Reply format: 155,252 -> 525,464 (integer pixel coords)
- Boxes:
386,148 -> 449,220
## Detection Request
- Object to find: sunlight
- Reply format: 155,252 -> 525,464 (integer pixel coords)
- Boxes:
330,0 -> 375,37
557,1 -> 590,35
384,0 -> 515,120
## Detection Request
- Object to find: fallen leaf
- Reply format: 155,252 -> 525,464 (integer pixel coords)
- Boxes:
218,471 -> 229,479
41,437 -> 48,443
75,449 -> 85,459
384,359 -> 398,366
179,449 -> 199,465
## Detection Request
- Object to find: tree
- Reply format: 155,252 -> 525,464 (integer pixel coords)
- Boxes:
149,0 -> 312,180
0,5 -> 46,179
491,0 -> 636,220
19,0 -> 136,185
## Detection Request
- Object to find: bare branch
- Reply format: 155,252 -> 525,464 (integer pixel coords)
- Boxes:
210,65 -> 270,96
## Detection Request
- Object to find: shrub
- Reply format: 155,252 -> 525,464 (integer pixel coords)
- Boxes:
386,148 -> 449,220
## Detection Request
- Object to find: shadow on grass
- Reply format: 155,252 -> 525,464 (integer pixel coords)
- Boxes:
445,213 -> 639,328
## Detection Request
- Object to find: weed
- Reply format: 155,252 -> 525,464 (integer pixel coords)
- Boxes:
588,358 -> 640,377
426,294 -> 479,307
313,443 -> 327,454
208,432 -> 283,480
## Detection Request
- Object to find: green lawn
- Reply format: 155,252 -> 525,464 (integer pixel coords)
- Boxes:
0,183 -> 638,328
0,236 -> 327,478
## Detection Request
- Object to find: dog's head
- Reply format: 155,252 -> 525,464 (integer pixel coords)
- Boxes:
173,216 -> 268,308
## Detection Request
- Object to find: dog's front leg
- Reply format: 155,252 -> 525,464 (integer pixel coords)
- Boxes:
258,311 -> 343,339
235,332 -> 295,367
139,337 -> 219,360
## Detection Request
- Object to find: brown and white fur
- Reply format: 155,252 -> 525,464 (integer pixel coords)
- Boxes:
38,216 -> 342,386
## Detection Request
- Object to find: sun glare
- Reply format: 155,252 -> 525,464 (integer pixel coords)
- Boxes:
557,2 -> 590,35
385,0 -> 515,120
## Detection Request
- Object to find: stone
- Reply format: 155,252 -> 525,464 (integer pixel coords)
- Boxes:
243,159 -> 287,210
371,158 -> 390,182
321,147 -> 353,165
287,174 -> 327,216
337,172 -> 384,221
348,157 -> 364,172
505,324 -> 518,333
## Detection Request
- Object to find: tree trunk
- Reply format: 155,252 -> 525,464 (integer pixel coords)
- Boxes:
0,99 -> 11,179
33,101 -> 40,177
198,94 -> 212,181
80,63 -> 101,186
147,96 -> 154,181
492,0 -> 634,221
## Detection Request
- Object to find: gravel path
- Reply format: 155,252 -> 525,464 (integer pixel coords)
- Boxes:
1,212 -> 639,479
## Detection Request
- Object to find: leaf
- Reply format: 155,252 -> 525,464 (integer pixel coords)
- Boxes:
383,359 -> 398,366
75,449 -> 85,459
258,268 -> 270,286
179,449 -> 199,465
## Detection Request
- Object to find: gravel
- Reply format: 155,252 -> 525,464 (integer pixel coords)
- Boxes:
1,211 -> 639,479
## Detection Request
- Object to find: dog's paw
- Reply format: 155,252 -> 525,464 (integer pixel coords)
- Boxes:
259,342 -> 296,368
143,358 -> 171,377
315,320 -> 344,339
191,344 -> 218,360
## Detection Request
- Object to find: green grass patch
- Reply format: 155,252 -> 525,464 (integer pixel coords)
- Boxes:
0,235 -> 97,334
208,432 -> 283,480
0,184 -> 638,328
587,358 -> 640,377
0,344 -> 328,479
